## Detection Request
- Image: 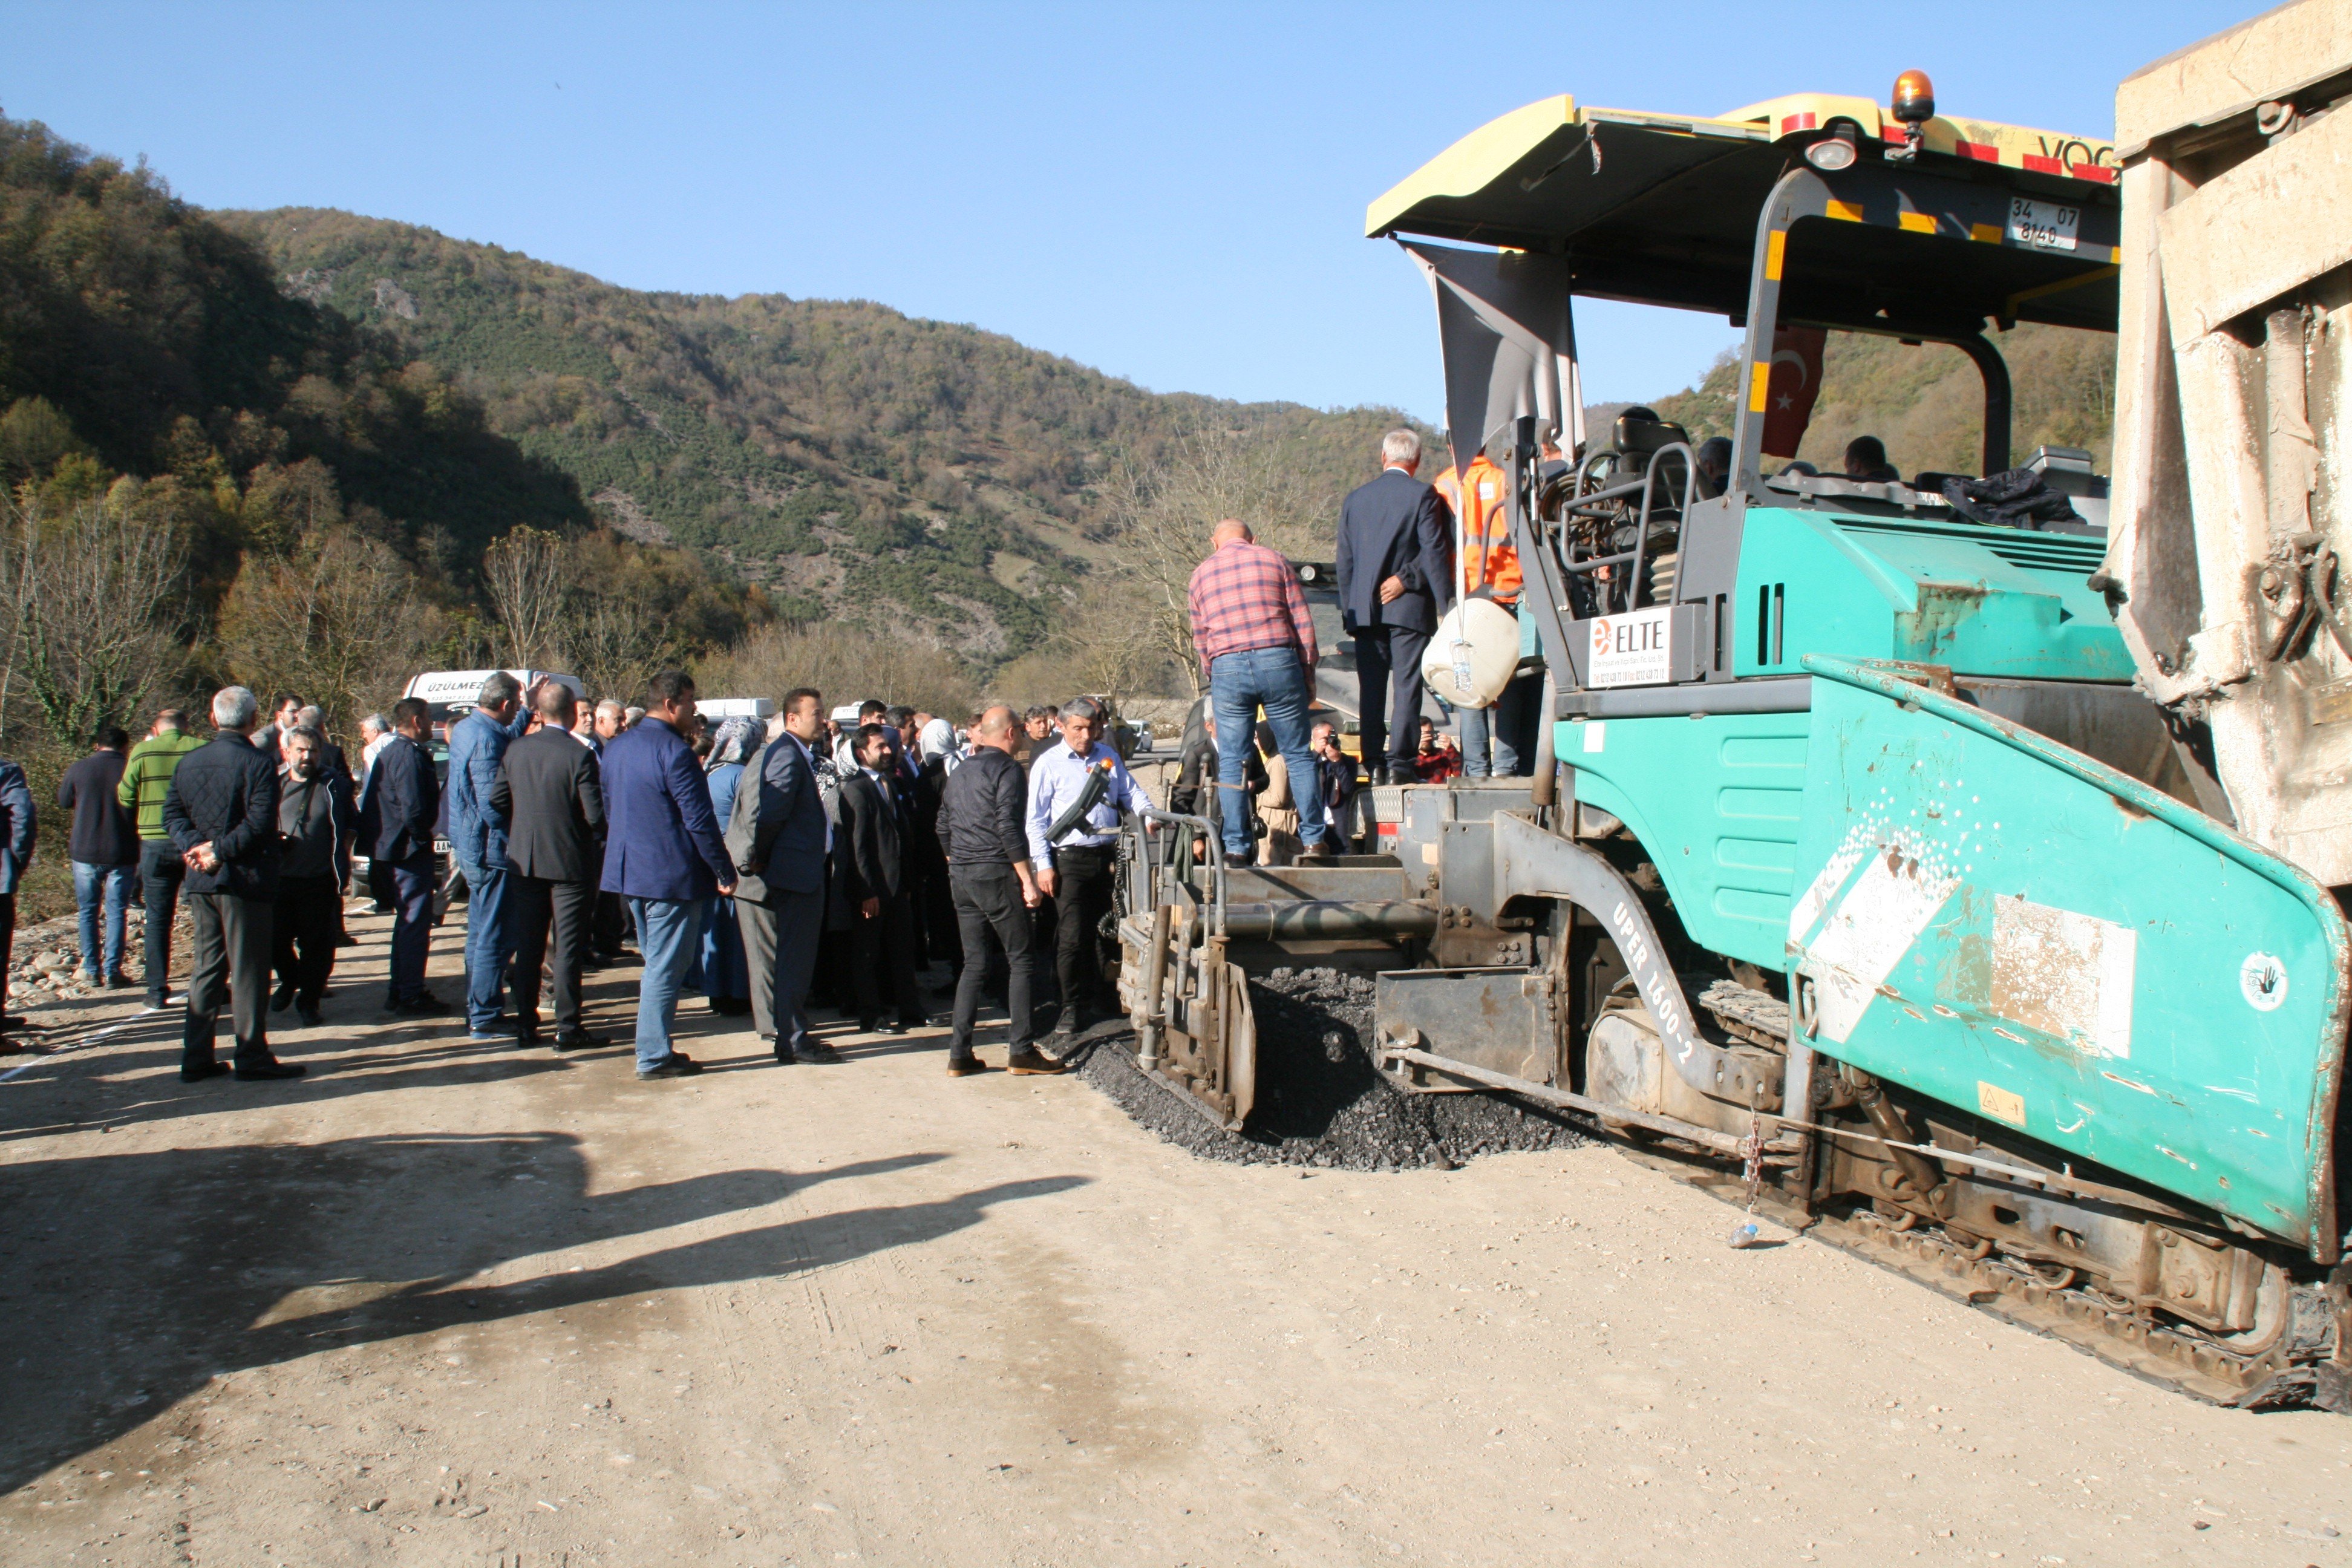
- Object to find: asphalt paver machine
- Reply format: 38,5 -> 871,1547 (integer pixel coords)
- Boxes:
1117,53 -> 2352,1407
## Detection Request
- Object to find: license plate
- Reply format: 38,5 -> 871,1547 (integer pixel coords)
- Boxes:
2007,196 -> 2079,252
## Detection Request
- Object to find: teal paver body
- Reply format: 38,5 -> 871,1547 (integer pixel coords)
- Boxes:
1560,505 -> 2348,1251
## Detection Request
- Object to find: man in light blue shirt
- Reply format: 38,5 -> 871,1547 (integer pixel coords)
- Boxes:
446,671 -> 536,1041
1025,696 -> 1149,1037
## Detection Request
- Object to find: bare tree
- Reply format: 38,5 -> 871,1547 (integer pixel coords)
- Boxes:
482,526 -> 568,668
561,577 -> 688,705
1103,422 -> 1327,691
0,495 -> 188,746
699,621 -> 976,717
1026,577 -> 1174,714
218,528 -> 445,727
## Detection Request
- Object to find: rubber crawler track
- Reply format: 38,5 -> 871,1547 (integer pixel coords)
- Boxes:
1616,1142 -> 2338,1409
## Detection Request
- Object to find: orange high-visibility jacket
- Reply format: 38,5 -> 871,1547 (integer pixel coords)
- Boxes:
1432,456 -> 1521,606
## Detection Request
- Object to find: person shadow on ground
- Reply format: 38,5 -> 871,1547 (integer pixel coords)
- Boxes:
0,1133 -> 1086,1492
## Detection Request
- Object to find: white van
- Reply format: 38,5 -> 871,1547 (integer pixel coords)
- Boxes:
402,668 -> 586,737
698,697 -> 776,722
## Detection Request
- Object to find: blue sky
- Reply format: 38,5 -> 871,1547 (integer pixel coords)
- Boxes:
7,1 -> 2252,419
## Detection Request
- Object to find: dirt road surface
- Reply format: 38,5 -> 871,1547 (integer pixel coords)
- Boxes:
2,910 -> 2347,1567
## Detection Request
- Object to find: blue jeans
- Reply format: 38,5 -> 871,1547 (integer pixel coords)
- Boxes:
1458,670 -> 1544,778
1209,645 -> 1327,858
389,856 -> 435,1004
630,896 -> 701,1071
73,861 -> 136,980
456,857 -> 514,1033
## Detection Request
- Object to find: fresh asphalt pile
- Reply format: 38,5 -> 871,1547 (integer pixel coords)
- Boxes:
1065,966 -> 1585,1171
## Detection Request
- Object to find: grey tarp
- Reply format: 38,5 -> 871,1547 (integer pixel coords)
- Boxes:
1403,241 -> 1585,475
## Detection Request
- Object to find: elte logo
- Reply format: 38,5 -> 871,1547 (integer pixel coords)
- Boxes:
1592,619 -> 1611,655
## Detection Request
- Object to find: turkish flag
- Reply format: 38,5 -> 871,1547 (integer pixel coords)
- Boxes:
1759,326 -> 1826,459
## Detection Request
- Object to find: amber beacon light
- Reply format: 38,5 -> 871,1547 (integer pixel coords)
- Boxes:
1887,68 -> 1935,161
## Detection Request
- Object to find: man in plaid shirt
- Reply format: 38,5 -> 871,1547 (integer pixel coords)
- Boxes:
1186,520 -> 1334,865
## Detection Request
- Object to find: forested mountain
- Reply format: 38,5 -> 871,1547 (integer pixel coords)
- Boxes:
0,117 -> 592,591
223,208 -> 1418,655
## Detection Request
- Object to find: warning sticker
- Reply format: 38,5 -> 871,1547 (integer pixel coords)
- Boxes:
1588,606 -> 1673,688
1977,1080 -> 2027,1127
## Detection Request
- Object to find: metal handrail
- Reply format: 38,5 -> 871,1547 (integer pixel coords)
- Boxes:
1547,442 -> 1699,614
1139,808 -> 1227,938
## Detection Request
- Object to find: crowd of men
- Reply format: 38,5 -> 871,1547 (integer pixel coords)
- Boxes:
0,420 -> 1733,1074
0,666 -> 1165,1084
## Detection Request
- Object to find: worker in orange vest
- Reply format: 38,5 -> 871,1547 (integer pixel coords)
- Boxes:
1429,445 -> 1543,779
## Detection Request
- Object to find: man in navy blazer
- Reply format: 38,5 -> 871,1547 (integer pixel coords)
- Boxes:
599,670 -> 736,1078
745,686 -> 835,1065
1336,428 -> 1454,783
358,697 -> 446,1014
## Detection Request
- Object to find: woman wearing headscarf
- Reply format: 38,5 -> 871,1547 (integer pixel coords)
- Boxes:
911,716 -> 962,976
1254,720 -> 1302,867
698,717 -> 758,1015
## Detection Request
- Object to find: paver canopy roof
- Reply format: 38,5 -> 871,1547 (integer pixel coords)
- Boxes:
1367,93 -> 2124,336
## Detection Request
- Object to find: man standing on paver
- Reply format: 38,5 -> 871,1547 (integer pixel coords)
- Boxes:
599,670 -> 736,1079
119,708 -> 203,1011
165,687 -> 301,1083
447,671 -> 537,1044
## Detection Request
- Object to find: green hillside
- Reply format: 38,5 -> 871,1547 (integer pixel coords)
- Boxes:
0,117 -> 590,589
223,209 -> 1419,657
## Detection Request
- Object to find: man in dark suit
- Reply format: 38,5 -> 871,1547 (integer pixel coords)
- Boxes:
491,681 -> 606,1050
358,697 -> 446,1015
745,687 -> 833,1064
599,670 -> 736,1079
1336,428 -> 1453,783
837,722 -> 926,1034
165,686 -> 301,1083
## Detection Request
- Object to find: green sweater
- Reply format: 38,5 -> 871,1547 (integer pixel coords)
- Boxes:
117,731 -> 206,841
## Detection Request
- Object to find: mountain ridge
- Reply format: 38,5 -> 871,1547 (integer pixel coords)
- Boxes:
222,206 -> 1423,656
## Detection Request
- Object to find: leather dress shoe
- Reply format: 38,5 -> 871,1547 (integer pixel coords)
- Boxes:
180,1061 -> 230,1082
234,1060 -> 307,1081
638,1051 -> 702,1079
555,1028 -> 600,1051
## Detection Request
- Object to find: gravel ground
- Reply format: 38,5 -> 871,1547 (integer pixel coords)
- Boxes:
1066,965 -> 1586,1171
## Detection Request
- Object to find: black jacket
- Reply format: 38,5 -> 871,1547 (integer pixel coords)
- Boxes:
936,748 -> 1030,869
277,769 -> 355,881
836,768 -> 907,902
1336,466 -> 1453,635
57,749 -> 137,867
360,734 -> 439,864
489,727 -> 606,883
163,732 -> 282,900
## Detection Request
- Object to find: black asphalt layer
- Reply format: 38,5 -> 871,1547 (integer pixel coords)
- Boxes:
1063,966 -> 1586,1171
